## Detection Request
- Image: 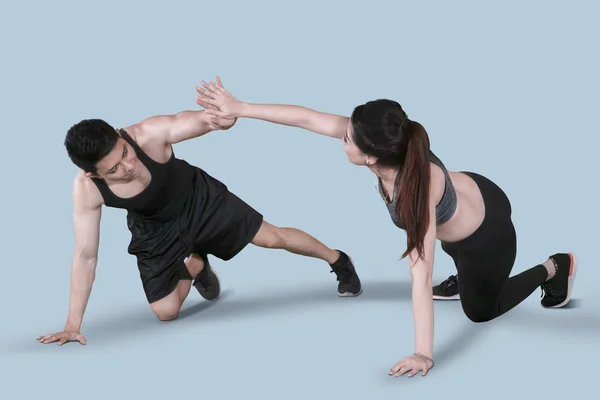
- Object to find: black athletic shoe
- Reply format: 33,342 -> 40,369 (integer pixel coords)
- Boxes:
433,275 -> 460,300
540,252 -> 578,308
193,263 -> 221,301
329,250 -> 362,297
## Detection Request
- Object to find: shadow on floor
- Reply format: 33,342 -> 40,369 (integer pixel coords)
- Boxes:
10,281 -> 596,360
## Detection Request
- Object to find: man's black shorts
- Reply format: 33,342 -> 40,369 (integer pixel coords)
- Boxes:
126,167 -> 263,303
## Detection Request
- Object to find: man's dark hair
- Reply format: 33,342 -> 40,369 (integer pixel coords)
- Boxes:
64,119 -> 120,173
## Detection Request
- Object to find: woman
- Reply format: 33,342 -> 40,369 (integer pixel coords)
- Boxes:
195,78 -> 578,377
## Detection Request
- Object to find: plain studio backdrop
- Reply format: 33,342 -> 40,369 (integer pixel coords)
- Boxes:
0,0 -> 597,399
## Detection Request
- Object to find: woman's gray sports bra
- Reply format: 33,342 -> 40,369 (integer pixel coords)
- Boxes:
377,150 -> 457,229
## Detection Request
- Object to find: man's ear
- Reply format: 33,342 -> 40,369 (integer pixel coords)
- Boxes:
85,172 -> 100,179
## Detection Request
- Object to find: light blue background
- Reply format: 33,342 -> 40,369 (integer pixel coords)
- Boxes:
1,0 -> 597,398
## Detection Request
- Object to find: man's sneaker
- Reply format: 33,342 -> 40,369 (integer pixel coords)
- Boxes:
540,252 -> 578,308
433,275 -> 460,300
193,261 -> 221,301
329,250 -> 362,297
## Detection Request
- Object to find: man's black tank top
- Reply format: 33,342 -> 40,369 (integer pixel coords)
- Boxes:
90,129 -> 196,218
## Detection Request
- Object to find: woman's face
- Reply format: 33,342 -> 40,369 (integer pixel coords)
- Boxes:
343,120 -> 369,166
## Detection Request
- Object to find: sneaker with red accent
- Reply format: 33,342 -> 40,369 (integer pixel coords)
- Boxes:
540,252 -> 578,308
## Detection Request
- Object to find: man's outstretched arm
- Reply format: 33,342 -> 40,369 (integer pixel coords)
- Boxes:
38,177 -> 102,345
138,109 -> 235,145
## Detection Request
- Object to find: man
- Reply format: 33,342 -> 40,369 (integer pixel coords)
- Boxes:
37,80 -> 362,346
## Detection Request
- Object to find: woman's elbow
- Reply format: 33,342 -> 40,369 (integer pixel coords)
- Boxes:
411,268 -> 433,287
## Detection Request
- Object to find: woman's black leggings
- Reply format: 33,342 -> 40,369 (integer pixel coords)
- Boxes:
441,172 -> 548,323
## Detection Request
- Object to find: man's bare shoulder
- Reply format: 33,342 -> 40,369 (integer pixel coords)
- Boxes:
121,122 -> 148,144
122,114 -> 172,147
121,119 -> 173,162
73,171 -> 104,209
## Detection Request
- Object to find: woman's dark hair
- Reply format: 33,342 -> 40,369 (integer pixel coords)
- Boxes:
350,99 -> 431,260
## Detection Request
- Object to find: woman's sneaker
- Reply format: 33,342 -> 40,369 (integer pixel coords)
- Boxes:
540,252 -> 578,308
433,275 -> 460,300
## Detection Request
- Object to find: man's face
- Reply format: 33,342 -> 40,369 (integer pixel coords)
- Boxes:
88,138 -> 140,182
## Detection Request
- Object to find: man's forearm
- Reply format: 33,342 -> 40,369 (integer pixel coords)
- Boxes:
412,278 -> 435,358
64,258 -> 96,331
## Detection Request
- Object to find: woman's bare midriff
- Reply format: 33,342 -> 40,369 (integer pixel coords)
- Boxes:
435,171 -> 486,243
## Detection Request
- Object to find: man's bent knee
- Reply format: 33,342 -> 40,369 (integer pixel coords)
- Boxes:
155,310 -> 179,321
150,291 -> 183,321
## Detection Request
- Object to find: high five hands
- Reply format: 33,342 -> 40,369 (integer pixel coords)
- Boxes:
196,76 -> 245,122
198,76 -> 437,379
195,76 -> 238,130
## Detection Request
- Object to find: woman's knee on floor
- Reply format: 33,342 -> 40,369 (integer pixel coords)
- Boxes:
252,221 -> 287,249
461,300 -> 497,323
